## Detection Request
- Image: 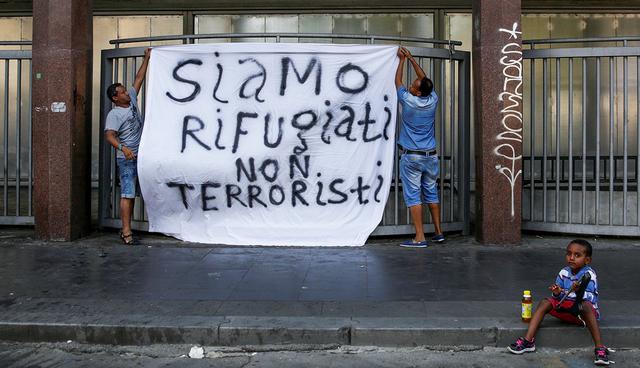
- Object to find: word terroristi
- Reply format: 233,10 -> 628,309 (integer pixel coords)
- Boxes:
164,54 -> 394,155
165,156 -> 387,211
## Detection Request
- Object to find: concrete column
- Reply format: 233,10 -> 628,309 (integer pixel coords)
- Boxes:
472,0 -> 523,244
32,0 -> 92,240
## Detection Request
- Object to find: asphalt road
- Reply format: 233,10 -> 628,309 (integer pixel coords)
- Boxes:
1,342 -> 638,368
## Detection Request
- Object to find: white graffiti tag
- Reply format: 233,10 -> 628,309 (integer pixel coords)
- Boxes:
495,22 -> 523,217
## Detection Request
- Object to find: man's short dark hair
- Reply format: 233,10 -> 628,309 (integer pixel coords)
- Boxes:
106,83 -> 123,102
419,77 -> 433,96
570,238 -> 593,257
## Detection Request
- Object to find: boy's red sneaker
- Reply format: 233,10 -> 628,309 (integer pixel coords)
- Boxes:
594,346 -> 615,366
507,337 -> 535,354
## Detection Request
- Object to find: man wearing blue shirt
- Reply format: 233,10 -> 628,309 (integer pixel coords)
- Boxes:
395,47 -> 443,247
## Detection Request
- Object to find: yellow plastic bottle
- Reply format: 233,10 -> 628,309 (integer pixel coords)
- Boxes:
521,290 -> 532,323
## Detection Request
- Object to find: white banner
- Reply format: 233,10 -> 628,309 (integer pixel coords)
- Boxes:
139,43 -> 398,246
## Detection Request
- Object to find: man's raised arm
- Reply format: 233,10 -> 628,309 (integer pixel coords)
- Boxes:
402,47 -> 426,80
133,48 -> 151,94
395,47 -> 406,90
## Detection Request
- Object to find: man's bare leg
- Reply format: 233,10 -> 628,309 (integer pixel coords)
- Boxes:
120,198 -> 135,237
428,203 -> 442,235
409,204 -> 426,242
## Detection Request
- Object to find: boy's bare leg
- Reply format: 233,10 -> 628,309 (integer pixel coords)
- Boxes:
580,301 -> 603,347
525,299 -> 553,341
409,204 -> 426,242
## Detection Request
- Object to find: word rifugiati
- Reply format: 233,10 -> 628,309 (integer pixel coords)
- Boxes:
179,98 -> 393,156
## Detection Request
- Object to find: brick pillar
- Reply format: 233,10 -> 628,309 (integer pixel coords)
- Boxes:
472,0 -> 523,244
32,0 -> 92,240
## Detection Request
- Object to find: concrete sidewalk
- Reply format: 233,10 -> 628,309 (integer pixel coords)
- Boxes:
0,229 -> 639,348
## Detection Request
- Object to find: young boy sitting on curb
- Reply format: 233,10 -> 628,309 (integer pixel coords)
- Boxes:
507,239 -> 614,366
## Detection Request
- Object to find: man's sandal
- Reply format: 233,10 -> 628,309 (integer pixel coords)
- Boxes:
120,232 -> 140,245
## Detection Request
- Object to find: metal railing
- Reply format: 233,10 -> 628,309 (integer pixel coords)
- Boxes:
0,41 -> 33,225
109,33 -> 463,48
522,36 -> 640,235
99,33 -> 471,236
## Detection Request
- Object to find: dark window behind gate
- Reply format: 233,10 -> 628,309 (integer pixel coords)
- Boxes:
0,41 -> 33,226
98,34 -> 472,237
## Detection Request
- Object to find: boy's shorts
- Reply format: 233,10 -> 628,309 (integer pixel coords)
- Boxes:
547,297 -> 599,325
117,158 -> 139,199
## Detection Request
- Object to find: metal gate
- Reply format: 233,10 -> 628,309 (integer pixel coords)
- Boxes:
0,41 -> 33,225
99,33 -> 471,236
522,36 -> 640,235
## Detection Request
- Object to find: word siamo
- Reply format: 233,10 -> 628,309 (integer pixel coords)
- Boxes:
164,52 -> 370,104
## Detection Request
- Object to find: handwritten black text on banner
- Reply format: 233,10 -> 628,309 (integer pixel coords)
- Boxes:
138,43 -> 398,246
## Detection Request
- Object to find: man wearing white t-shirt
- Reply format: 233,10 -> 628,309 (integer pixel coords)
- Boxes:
104,48 -> 151,245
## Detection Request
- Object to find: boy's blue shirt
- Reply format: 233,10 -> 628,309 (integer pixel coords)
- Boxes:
553,265 -> 599,317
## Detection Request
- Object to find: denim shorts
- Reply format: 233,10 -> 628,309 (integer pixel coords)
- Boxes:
117,158 -> 138,199
399,153 -> 440,207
